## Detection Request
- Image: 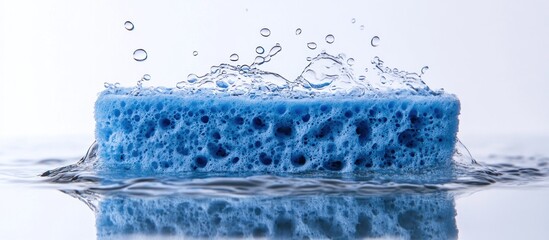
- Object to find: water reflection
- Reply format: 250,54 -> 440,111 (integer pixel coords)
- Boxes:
67,191 -> 457,239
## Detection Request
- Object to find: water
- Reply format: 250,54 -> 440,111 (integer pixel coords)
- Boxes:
124,21 -> 134,31
1,135 -> 549,239
132,49 -> 147,61
371,36 -> 380,47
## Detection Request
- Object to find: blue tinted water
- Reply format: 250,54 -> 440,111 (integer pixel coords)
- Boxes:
1,135 -> 548,239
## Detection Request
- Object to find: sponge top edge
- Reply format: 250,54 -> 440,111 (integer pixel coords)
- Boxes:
100,87 -> 457,101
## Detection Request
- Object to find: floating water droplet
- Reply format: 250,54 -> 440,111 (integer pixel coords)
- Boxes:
347,58 -> 355,66
269,43 -> 282,56
325,34 -> 335,44
421,66 -> 429,75
193,51 -> 198,56
360,25 -> 365,30
229,53 -> 239,61
187,73 -> 198,83
255,46 -> 264,54
295,28 -> 302,35
254,56 -> 265,65
351,18 -> 356,24
260,28 -> 271,37
358,75 -> 366,81
380,76 -> 387,84
371,36 -> 380,47
307,42 -> 317,50
124,21 -> 134,31
133,49 -> 147,61
142,74 -> 151,81
176,81 -> 185,89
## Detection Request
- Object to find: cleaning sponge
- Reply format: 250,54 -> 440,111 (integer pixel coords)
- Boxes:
94,89 -> 459,174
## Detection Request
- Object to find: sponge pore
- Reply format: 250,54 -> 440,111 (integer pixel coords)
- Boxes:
94,90 -> 460,174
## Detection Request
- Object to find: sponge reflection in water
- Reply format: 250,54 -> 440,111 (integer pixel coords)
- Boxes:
95,193 -> 457,239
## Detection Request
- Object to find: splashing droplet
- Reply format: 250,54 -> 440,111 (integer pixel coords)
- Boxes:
254,56 -> 265,65
187,73 -> 198,83
380,76 -> 387,84
229,53 -> 239,61
260,28 -> 271,37
295,28 -> 302,35
124,21 -> 134,31
360,25 -> 365,30
307,42 -> 317,50
176,81 -> 185,89
325,34 -> 335,44
193,51 -> 198,56
351,18 -> 356,24
269,43 -> 282,56
133,49 -> 147,61
347,58 -> 355,66
421,66 -> 429,75
255,46 -> 264,54
142,74 -> 151,81
371,36 -> 380,47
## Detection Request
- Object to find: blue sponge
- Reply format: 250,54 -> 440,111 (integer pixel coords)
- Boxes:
95,89 -> 459,174
96,193 -> 457,239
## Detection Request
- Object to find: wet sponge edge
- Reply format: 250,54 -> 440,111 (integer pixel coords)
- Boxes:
94,91 -> 460,174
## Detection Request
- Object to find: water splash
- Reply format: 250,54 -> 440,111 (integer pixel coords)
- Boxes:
133,49 -> 147,61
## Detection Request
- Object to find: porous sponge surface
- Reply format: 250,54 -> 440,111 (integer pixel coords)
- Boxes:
96,194 -> 457,239
95,91 -> 459,174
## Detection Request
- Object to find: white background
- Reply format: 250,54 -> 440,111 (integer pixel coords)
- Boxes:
1,0 -> 549,150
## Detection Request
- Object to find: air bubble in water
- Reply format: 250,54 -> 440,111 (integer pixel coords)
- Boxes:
187,73 -> 198,83
133,49 -> 147,61
371,36 -> 380,47
124,21 -> 134,31
347,58 -> 355,66
229,53 -> 239,61
358,75 -> 366,81
325,34 -> 335,44
256,46 -> 264,54
296,28 -> 302,35
421,66 -> 429,75
360,25 -> 365,30
351,18 -> 356,24
307,42 -> 317,50
365,68 -> 369,72
193,51 -> 198,56
260,28 -> 271,37
142,74 -> 151,81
